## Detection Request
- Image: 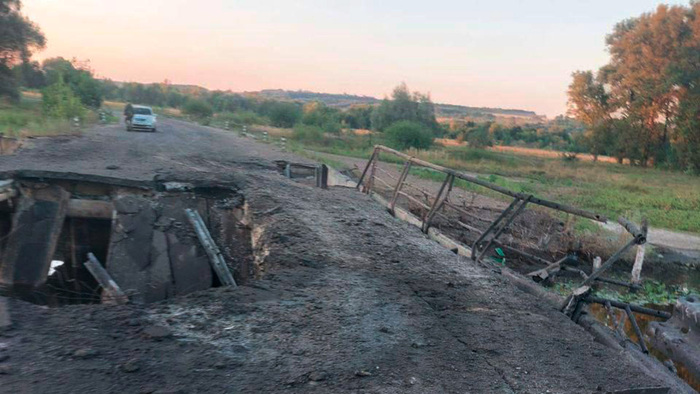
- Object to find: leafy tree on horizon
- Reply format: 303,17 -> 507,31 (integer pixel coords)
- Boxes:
0,0 -> 45,101
371,83 -> 439,132
568,3 -> 700,172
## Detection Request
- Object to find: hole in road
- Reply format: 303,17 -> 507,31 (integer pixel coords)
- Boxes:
0,177 -> 253,306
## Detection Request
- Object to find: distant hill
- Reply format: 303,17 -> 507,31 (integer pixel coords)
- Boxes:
255,89 -> 541,120
106,81 -> 541,120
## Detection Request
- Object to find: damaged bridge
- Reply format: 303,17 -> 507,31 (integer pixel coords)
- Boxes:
0,117 -> 696,393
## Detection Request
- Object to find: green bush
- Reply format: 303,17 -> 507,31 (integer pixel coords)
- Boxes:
321,118 -> 342,134
268,102 -> 301,128
41,79 -> 85,119
385,120 -> 434,150
466,127 -> 493,149
183,99 -> 214,119
292,124 -> 324,143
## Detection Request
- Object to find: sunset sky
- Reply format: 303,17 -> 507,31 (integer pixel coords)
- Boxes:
23,0 -> 688,117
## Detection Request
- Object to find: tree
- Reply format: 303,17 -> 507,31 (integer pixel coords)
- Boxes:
42,57 -> 103,108
384,120 -> 434,150
266,101 -> 302,128
567,3 -> 700,171
370,83 -> 438,131
466,125 -> 492,149
12,60 -> 45,88
567,71 -> 614,160
42,77 -> 84,119
343,105 -> 372,129
0,0 -> 45,100
183,99 -> 213,119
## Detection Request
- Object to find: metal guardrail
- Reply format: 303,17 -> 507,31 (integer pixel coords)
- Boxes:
356,144 -> 662,358
356,146 -> 629,265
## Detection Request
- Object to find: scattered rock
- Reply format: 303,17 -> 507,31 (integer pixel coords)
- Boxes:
355,370 -> 372,377
121,359 -> 141,373
308,371 -> 328,382
106,165 -> 120,170
73,348 -> 100,359
411,340 -> 427,348
0,364 -> 12,375
378,326 -> 391,334
127,318 -> 141,327
142,325 -> 173,340
213,361 -> 227,370
230,344 -> 249,353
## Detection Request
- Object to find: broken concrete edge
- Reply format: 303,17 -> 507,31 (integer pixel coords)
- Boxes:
368,191 -> 694,393
0,169 -> 242,196
648,295 -> 700,384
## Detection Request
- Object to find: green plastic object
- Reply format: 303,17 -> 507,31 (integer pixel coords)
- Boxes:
495,248 -> 506,265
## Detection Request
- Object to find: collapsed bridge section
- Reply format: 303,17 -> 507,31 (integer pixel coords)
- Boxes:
0,173 -> 252,305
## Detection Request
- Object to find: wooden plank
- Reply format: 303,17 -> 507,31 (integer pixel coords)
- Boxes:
185,208 -> 237,287
84,253 -> 128,305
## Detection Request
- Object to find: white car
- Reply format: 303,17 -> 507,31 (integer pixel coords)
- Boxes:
127,105 -> 157,132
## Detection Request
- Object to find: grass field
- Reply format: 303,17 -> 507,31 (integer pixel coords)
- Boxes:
0,93 -> 106,137
284,133 -> 700,234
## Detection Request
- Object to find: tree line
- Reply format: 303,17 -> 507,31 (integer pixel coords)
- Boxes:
568,3 -> 700,173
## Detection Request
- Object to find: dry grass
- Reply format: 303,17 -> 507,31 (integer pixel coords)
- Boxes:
489,145 -> 620,164
435,138 -> 466,147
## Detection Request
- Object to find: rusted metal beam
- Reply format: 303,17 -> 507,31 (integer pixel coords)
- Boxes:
422,174 -> 454,233
84,253 -> 128,305
356,148 -> 378,191
389,161 -> 412,215
475,196 -> 530,264
585,296 -> 671,319
472,197 -> 521,261
373,175 -> 394,189
185,208 -> 237,287
371,145 -> 607,222
580,237 -> 637,287
618,217 -> 647,244
456,219 -> 481,233
496,240 -> 554,267
625,305 -> 650,354
443,200 -> 492,223
397,190 -> 431,211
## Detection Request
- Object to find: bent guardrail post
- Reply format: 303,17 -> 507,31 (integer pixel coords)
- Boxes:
356,147 -> 379,191
471,197 -> 521,261
475,196 -> 531,265
422,174 -> 454,233
389,161 -> 412,215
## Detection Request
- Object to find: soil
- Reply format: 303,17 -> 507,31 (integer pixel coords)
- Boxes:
0,119 -> 689,393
